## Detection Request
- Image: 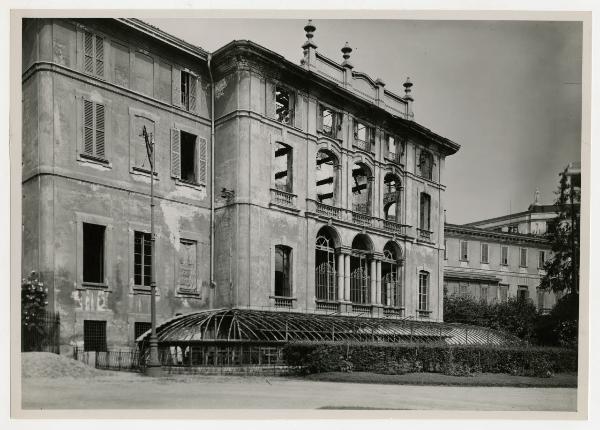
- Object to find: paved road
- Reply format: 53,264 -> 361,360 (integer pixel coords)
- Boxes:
21,373 -> 577,411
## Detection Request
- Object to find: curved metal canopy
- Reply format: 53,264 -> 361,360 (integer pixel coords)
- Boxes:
137,308 -> 520,346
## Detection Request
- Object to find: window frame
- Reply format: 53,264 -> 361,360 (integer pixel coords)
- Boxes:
170,123 -> 208,188
419,192 -> 431,232
83,320 -> 107,352
353,119 -> 375,150
500,245 -> 509,266
274,245 -> 293,298
133,230 -> 153,289
418,271 -> 430,312
82,222 -> 106,286
318,104 -> 342,139
481,243 -> 489,264
418,149 -> 434,180
459,240 -> 469,262
274,85 -> 295,125
519,247 -> 528,268
76,212 -> 112,290
273,141 -> 294,193
82,30 -> 105,78
538,250 -> 546,269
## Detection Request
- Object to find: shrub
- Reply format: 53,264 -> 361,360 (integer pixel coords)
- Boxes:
282,342 -> 577,378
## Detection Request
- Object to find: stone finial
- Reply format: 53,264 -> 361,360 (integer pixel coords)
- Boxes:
375,78 -> 385,87
403,77 -> 414,101
302,19 -> 317,49
341,41 -> 353,69
533,188 -> 540,206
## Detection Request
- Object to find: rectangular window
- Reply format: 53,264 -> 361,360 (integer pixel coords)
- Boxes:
83,31 -> 104,77
517,285 -> 529,301
418,271 -> 429,311
82,99 -> 106,160
481,285 -> 489,302
170,129 -> 207,185
418,150 -> 434,180
460,241 -> 468,261
319,105 -> 342,138
134,231 -> 152,287
134,321 -> 152,341
178,239 -> 198,293
459,283 -> 468,297
419,193 -> 431,231
275,245 -> 292,297
181,71 -> 197,112
499,284 -> 508,303
537,288 -> 545,311
520,248 -> 528,267
275,86 -> 294,124
353,120 -> 374,148
538,250 -> 546,269
133,52 -> 154,96
273,142 -> 293,192
82,223 -> 105,284
83,320 -> 107,352
481,243 -> 489,264
111,41 -> 129,87
501,246 -> 509,266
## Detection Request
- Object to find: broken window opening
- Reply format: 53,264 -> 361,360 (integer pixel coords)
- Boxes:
83,222 -> 105,284
418,150 -> 434,180
352,162 -> 372,214
419,192 -> 431,231
275,245 -> 292,297
353,120 -> 374,147
274,142 -> 293,192
180,131 -> 197,184
134,231 -> 152,287
275,86 -> 294,124
320,105 -> 342,138
316,150 -> 338,205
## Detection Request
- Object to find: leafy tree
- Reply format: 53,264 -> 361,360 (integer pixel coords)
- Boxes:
22,271 -> 49,330
540,167 -> 580,295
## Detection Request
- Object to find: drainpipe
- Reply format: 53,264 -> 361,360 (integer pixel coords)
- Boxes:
208,53 -> 215,307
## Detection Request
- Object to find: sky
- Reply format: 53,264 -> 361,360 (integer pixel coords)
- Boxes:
146,18 -> 582,224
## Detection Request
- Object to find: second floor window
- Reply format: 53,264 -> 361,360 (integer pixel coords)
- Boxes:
418,150 -> 434,180
353,120 -> 375,150
520,248 -> 528,267
82,222 -> 105,284
274,142 -> 293,192
181,71 -> 197,112
538,250 -> 546,269
460,241 -> 468,261
84,31 -> 104,78
501,246 -> 509,266
419,193 -> 431,231
82,99 -> 106,160
319,105 -> 342,138
481,243 -> 489,264
134,231 -> 152,287
171,129 -> 207,185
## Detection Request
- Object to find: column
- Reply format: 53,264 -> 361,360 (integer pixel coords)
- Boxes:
376,260 -> 382,305
370,259 -> 376,305
337,253 -> 345,301
344,254 -> 351,301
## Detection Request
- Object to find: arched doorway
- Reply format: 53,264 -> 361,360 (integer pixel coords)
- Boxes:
350,234 -> 373,304
382,241 -> 403,309
316,149 -> 339,206
315,226 -> 340,301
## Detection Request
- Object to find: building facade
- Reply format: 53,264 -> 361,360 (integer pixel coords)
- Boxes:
22,18 -> 460,350
444,224 -> 558,313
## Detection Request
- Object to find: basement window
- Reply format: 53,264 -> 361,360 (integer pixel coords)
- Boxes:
84,320 -> 107,352
82,223 -> 105,285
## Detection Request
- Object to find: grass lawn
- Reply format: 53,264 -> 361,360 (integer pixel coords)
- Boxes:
299,371 -> 578,388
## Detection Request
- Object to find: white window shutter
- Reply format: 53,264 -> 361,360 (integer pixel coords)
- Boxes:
189,76 -> 198,113
83,99 -> 94,155
95,103 -> 105,158
84,31 -> 94,74
95,35 -> 104,77
197,137 -> 207,185
172,66 -> 182,107
171,129 -> 181,178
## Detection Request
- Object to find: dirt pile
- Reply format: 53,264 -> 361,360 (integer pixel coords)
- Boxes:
21,352 -> 106,378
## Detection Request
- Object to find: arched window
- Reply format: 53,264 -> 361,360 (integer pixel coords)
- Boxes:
352,162 -> 372,214
383,173 -> 402,222
350,234 -> 372,304
382,242 -> 403,308
274,245 -> 292,297
315,227 -> 339,301
418,150 -> 434,180
316,150 -> 338,206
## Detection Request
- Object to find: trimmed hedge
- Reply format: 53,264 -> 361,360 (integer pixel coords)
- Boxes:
282,342 -> 577,377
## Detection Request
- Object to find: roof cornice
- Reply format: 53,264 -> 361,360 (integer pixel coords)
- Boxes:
445,223 -> 551,246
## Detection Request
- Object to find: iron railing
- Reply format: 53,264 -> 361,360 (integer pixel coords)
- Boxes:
22,312 -> 60,354
73,346 -> 141,372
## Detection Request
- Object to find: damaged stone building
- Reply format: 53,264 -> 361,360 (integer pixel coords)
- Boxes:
21,18 -> 460,351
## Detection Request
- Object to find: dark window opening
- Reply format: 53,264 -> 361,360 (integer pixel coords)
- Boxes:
320,105 -> 342,138
83,223 -> 105,284
180,131 -> 197,184
419,193 -> 431,231
134,231 -> 152,287
538,250 -> 546,268
275,245 -> 292,297
275,86 -> 293,124
316,150 -> 337,205
520,248 -> 528,267
274,142 -> 293,192
352,163 -> 372,214
418,150 -> 434,180
481,243 -> 489,263
419,271 -> 429,311
517,286 -> 529,302
84,320 -> 107,352
460,241 -> 468,261
181,71 -> 190,110
501,246 -> 509,265
134,322 -> 152,341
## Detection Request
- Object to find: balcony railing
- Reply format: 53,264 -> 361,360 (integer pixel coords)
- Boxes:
383,190 -> 400,206
315,300 -> 338,312
383,220 -> 407,236
386,152 -> 403,165
316,202 -> 342,219
353,139 -> 370,152
383,307 -> 404,317
270,188 -> 296,208
352,212 -> 372,226
417,228 -> 433,241
272,296 -> 294,309
352,304 -> 372,315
